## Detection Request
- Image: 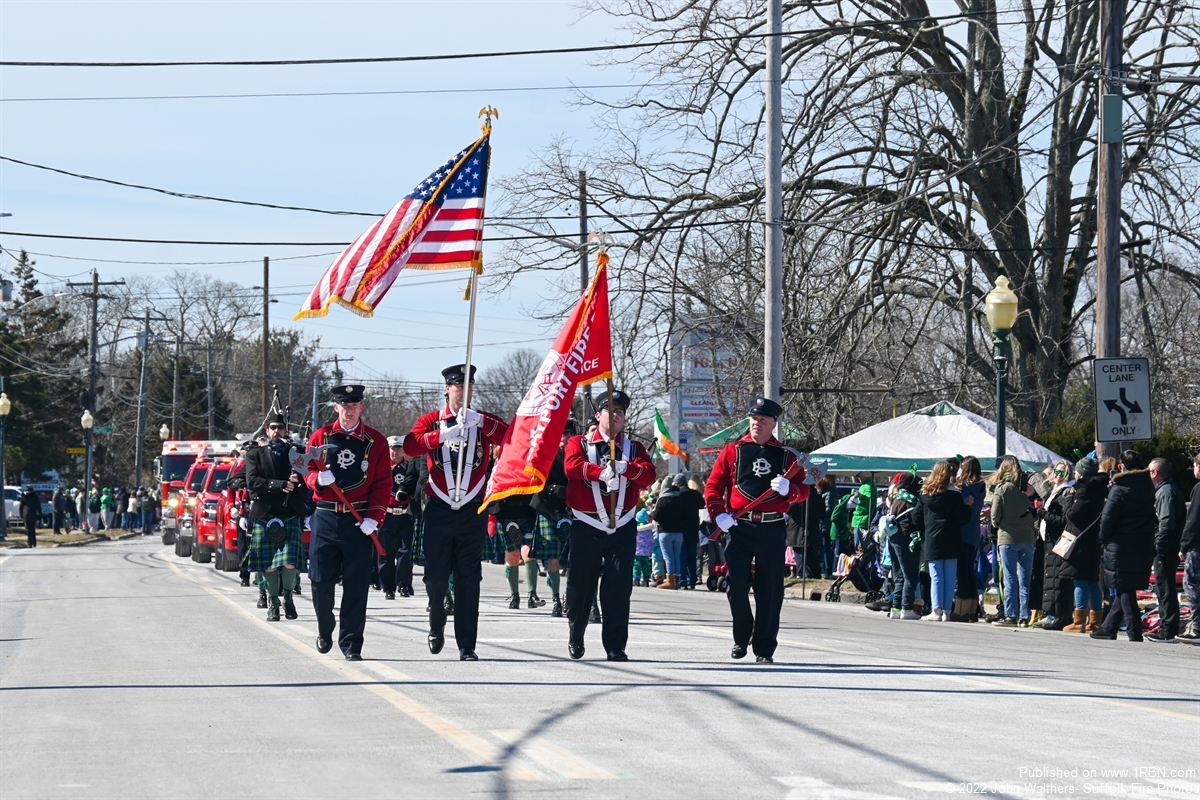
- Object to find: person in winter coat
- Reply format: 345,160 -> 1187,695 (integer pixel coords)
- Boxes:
1060,458 -> 1108,632
100,488 -> 115,530
849,476 -> 876,547
1091,450 -> 1157,643
817,479 -> 836,578
1176,454 -> 1200,644
987,456 -> 1038,626
829,492 -> 853,561
1035,460 -> 1076,630
953,457 -> 986,622
887,472 -> 922,619
19,487 -> 41,548
919,460 -> 973,622
1145,457 -> 1187,642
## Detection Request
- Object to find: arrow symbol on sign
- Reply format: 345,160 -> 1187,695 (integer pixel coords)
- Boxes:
1118,387 -> 1142,414
1104,399 -> 1128,426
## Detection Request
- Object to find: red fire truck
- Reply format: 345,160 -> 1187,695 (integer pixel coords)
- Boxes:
155,440 -> 241,546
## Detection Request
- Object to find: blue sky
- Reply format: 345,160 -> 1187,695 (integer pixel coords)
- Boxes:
0,0 -> 628,386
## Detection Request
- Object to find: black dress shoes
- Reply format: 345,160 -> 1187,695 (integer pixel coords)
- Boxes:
315,637 -> 333,654
459,648 -> 478,661
756,655 -> 774,663
345,653 -> 363,661
568,641 -> 585,660
385,592 -> 395,600
606,650 -> 628,662
428,630 -> 445,654
731,644 -> 748,659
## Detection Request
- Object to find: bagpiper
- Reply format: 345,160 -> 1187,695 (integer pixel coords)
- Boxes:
243,413 -> 310,621
563,390 -> 655,661
704,397 -> 808,663
304,384 -> 392,660
403,364 -> 508,661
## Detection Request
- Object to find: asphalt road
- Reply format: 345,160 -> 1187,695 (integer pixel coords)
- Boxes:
2,537 -> 1197,800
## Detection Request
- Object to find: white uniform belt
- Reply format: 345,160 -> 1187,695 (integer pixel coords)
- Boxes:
571,506 -> 637,533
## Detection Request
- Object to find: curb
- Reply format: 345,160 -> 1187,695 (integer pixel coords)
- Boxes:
785,588 -> 868,604
54,535 -> 105,548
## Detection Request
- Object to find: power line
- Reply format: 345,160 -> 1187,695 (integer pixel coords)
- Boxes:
0,82 -> 666,103
0,10 -> 1037,68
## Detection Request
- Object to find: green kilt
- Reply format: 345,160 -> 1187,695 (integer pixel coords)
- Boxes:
245,516 -> 305,573
497,516 -> 536,553
412,515 -> 425,567
532,512 -> 571,564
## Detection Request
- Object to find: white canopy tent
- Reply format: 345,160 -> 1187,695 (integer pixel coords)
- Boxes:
810,401 -> 1065,475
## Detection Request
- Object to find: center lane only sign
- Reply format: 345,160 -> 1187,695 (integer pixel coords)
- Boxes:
1093,357 -> 1152,442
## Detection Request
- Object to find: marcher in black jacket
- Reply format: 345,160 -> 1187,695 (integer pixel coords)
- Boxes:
1059,460 -> 1108,632
19,488 -> 41,549
1091,451 -> 1157,642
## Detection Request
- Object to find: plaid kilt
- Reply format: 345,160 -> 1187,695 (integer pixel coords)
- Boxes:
244,516 -> 305,573
532,512 -> 571,564
497,516 -> 536,553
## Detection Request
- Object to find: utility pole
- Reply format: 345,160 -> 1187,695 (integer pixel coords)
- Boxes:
262,256 -> 270,415
67,270 -> 124,493
205,343 -> 214,439
763,0 -> 784,405
133,311 -> 153,486
172,305 -> 184,439
315,355 -> 352,429
334,355 -> 343,385
578,169 -> 593,419
1095,0 -> 1125,462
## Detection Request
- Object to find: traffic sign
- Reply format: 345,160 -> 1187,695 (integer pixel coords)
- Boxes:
66,447 -> 85,455
93,426 -> 114,435
1093,357 -> 1152,442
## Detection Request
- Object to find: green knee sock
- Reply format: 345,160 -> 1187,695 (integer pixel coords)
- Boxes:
256,572 -> 266,590
506,565 -> 520,594
546,569 -> 560,597
264,570 -> 281,599
282,567 -> 299,593
524,561 -> 539,595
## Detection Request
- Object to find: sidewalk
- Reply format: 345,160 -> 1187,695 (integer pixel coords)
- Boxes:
0,527 -> 147,548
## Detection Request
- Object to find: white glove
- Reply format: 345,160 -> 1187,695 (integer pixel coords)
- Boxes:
599,464 -> 616,484
611,460 -> 628,475
317,470 -> 335,487
606,478 -> 620,494
770,475 -> 791,496
439,424 -> 467,444
715,513 -> 737,532
358,517 -> 379,536
459,408 -> 483,429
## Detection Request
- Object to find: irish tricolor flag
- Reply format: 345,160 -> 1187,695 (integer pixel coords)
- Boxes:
654,410 -> 687,462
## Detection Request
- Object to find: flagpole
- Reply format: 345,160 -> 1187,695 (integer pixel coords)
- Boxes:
454,107 -> 496,504
606,377 -> 618,527
454,268 -> 479,503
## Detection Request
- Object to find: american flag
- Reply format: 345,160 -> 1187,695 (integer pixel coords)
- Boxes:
294,133 -> 490,319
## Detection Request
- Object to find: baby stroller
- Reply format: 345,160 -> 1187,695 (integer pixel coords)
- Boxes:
824,536 -> 884,604
703,531 -> 729,592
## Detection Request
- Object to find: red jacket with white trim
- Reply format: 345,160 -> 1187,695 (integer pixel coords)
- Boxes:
704,434 -> 809,518
564,430 -> 656,516
402,405 -> 508,505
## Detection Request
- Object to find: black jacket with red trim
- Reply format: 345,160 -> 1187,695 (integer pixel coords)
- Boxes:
704,433 -> 809,518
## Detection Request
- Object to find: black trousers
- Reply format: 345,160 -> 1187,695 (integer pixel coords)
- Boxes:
566,518 -> 636,654
1101,587 -> 1144,640
25,519 -> 37,549
423,497 -> 486,651
1154,555 -> 1180,636
725,519 -> 786,658
308,509 -> 373,656
956,543 -> 979,599
379,514 -> 416,594
53,511 -> 65,534
236,522 -> 251,582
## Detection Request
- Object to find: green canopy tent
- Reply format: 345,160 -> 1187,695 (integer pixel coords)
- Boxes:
809,401 -> 1064,474
698,418 -> 807,452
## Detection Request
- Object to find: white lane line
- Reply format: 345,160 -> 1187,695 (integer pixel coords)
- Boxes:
775,776 -> 905,799
490,729 -> 614,779
160,553 -> 542,781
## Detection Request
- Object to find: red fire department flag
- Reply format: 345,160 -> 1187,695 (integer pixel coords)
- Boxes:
479,253 -> 613,510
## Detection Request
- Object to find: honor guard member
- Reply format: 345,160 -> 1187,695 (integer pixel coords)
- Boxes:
530,421 -> 576,617
704,397 -> 808,663
244,414 -> 311,621
403,364 -> 509,661
305,384 -> 392,660
380,436 -> 418,599
563,390 -> 655,661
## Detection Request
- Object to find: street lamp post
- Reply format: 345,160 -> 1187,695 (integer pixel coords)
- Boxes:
81,409 -> 95,494
0,391 -> 10,541
985,276 -> 1019,469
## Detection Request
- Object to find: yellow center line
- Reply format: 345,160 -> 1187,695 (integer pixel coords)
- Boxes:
490,729 -> 614,779
161,553 -> 542,780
